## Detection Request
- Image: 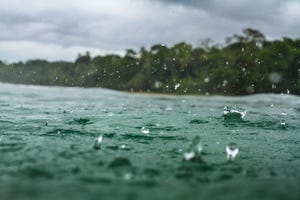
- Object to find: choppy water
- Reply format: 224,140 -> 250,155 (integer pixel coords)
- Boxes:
0,83 -> 300,200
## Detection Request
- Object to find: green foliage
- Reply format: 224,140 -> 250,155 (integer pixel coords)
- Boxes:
0,28 -> 299,95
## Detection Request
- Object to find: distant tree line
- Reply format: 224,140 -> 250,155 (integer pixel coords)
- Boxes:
0,28 -> 299,95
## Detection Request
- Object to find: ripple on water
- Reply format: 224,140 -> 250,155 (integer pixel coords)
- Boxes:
0,142 -> 27,152
67,118 -> 93,125
189,119 -> 209,124
43,128 -> 96,137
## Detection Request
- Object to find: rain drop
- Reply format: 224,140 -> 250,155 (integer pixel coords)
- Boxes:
226,142 -> 239,161
94,135 -> 103,150
183,136 -> 203,161
174,83 -> 180,90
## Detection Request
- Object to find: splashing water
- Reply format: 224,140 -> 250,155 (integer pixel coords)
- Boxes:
226,142 -> 239,161
93,135 -> 103,150
223,106 -> 247,120
280,120 -> 288,129
141,127 -> 150,134
183,136 -> 203,161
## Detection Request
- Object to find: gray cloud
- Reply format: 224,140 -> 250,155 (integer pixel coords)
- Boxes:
0,0 -> 299,62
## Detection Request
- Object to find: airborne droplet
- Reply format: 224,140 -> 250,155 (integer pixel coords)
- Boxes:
174,83 -> 180,90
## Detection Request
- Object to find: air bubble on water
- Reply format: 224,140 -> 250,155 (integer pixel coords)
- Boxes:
183,136 -> 202,161
141,127 -> 150,134
120,144 -> 126,149
174,83 -> 180,90
94,135 -> 103,150
281,112 -> 287,116
270,104 -> 274,107
226,142 -> 239,161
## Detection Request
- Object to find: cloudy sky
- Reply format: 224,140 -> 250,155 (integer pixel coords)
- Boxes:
0,0 -> 299,62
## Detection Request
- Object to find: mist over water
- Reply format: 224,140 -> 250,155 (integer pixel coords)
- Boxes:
0,83 -> 300,200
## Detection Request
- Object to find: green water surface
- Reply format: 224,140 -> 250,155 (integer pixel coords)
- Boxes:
0,83 -> 299,200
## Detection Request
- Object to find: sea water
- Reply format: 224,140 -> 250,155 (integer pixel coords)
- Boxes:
0,83 -> 299,200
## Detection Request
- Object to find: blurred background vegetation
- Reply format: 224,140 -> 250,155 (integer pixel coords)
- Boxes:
0,28 -> 299,95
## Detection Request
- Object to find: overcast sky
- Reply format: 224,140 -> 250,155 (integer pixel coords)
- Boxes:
0,0 -> 299,62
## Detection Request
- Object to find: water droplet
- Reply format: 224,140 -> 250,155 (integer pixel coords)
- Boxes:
94,135 -> 103,150
141,127 -> 150,134
287,89 -> 290,94
204,77 -> 210,83
269,72 -> 281,84
154,81 -> 161,88
226,142 -> 239,161
225,61 -> 229,65
163,64 -> 167,70
121,144 -> 126,149
183,136 -> 202,161
281,112 -> 287,116
174,83 -> 180,90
